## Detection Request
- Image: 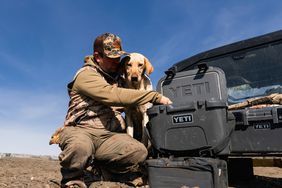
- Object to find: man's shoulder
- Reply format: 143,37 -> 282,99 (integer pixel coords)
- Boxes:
76,63 -> 100,77
81,65 -> 98,73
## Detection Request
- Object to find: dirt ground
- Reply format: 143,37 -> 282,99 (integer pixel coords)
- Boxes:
0,156 -> 282,188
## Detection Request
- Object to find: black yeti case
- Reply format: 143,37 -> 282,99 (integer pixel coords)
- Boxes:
147,66 -> 234,156
230,106 -> 282,154
146,157 -> 228,188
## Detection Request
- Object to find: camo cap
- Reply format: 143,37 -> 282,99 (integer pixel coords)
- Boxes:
94,33 -> 126,59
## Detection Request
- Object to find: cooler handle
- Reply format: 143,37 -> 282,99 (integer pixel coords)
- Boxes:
166,102 -> 196,113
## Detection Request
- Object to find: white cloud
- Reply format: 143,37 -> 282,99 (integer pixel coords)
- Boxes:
0,51 -> 34,75
0,88 -> 67,156
0,89 -> 66,123
144,2 -> 282,88
0,128 -> 60,156
201,5 -> 282,50
151,33 -> 185,68
148,32 -> 192,86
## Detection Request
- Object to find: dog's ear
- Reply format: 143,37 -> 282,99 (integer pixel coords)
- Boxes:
119,56 -> 130,76
120,56 -> 130,67
144,57 -> 154,75
120,56 -> 130,71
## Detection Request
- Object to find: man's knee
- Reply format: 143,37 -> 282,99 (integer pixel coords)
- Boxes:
95,134 -> 148,164
118,137 -> 148,164
59,131 -> 95,183
131,142 -> 148,163
59,139 -> 94,169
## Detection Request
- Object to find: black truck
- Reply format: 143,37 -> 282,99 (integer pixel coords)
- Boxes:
146,30 -> 282,188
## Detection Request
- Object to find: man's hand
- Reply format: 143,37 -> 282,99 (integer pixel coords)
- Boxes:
159,95 -> 173,105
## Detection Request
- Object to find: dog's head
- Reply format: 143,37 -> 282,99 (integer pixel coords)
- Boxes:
121,53 -> 154,88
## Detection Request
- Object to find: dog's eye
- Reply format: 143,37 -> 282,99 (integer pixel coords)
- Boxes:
127,63 -> 132,67
138,63 -> 143,67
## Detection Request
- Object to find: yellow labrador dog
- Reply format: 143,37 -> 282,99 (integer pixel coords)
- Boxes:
121,52 -> 154,146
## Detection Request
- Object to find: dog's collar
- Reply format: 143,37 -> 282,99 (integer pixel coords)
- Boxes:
144,74 -> 153,90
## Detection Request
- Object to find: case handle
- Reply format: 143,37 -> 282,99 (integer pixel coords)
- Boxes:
205,100 -> 227,109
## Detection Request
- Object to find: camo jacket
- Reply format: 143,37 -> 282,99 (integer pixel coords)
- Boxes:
63,55 -> 162,132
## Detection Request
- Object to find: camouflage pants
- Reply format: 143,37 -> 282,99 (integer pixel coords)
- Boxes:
58,126 -> 148,182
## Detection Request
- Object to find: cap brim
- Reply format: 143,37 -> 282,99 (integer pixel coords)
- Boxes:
105,51 -> 127,59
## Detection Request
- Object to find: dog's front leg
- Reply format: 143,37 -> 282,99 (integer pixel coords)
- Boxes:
125,107 -> 143,141
125,109 -> 134,137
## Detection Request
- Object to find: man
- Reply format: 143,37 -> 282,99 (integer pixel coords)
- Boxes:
57,33 -> 172,188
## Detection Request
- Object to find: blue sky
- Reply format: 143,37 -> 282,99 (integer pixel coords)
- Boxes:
1,0 -> 282,156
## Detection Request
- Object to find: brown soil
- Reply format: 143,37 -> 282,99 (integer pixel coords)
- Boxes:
0,156 -> 281,188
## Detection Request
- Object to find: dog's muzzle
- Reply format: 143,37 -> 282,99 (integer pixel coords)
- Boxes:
131,77 -> 138,82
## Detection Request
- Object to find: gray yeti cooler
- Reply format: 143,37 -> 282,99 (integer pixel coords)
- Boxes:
147,66 -> 235,157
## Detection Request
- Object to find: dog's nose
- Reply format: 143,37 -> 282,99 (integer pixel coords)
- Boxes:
131,77 -> 138,82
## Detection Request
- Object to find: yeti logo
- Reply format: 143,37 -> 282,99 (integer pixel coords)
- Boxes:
168,82 -> 210,98
172,114 -> 193,124
254,122 -> 271,130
